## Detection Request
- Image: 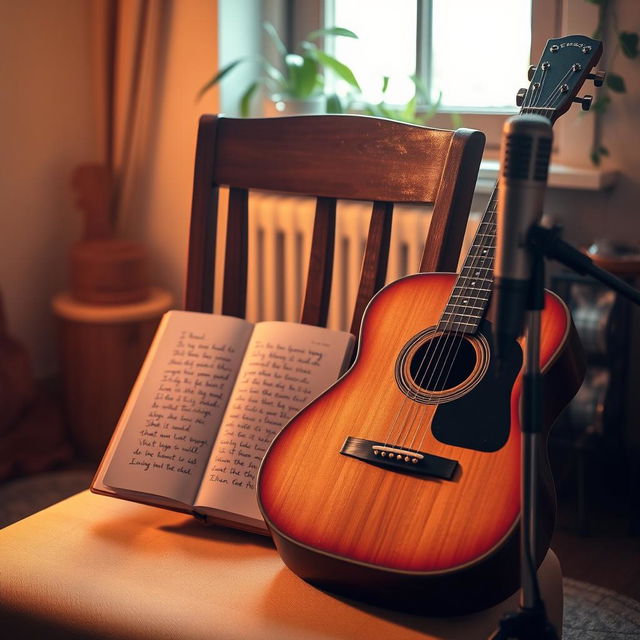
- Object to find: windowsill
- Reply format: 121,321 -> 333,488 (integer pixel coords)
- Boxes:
476,159 -> 619,194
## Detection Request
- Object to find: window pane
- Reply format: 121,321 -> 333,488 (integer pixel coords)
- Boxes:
431,0 -> 531,109
328,0 -> 531,112
331,0 -> 417,104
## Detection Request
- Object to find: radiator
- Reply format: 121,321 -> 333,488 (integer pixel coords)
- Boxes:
215,190 -> 480,332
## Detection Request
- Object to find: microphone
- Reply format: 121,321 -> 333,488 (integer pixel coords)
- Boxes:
493,114 -> 553,369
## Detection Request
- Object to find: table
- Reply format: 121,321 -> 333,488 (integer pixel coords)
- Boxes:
0,490 -> 563,639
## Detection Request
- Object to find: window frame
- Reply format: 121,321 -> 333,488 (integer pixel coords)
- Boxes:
315,0 -> 601,165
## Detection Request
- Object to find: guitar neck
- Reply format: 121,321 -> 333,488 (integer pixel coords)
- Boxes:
437,185 -> 498,335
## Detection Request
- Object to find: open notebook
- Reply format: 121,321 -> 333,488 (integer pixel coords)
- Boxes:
92,310 -> 355,533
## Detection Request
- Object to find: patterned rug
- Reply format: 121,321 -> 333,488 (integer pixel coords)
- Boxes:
563,578 -> 640,639
1,471 -> 639,638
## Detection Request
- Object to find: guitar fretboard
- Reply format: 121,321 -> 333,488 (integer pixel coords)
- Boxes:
437,186 -> 498,334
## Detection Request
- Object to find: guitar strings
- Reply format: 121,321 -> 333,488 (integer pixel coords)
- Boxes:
408,72 -> 558,451
408,205 -> 497,453
382,67 -> 569,453
393,199 -> 497,450
404,69 -> 565,454
409,69 -> 570,452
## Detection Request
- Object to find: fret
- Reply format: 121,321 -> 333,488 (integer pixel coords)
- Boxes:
436,318 -> 481,333
441,311 -> 484,322
452,285 -> 492,293
444,305 -> 485,314
460,269 -> 493,278
447,298 -> 489,308
436,180 -> 502,329
439,320 -> 480,329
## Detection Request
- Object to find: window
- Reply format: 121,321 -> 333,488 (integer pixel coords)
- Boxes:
264,0 -> 602,169
328,0 -> 532,112
322,0 -> 568,154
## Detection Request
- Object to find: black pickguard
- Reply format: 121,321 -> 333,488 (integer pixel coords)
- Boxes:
431,320 -> 522,452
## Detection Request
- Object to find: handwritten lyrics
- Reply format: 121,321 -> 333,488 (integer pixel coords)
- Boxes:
127,330 -> 237,477
207,340 -> 326,491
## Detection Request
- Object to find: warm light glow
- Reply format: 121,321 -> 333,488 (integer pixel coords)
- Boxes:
431,0 -> 531,109
329,0 -> 531,110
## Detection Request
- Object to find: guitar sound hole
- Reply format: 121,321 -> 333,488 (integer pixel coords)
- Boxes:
409,335 -> 476,392
395,327 -> 490,404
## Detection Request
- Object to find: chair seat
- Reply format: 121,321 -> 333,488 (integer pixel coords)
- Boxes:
0,490 -> 563,639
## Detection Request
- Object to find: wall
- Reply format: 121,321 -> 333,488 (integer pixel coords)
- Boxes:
0,0 -> 219,377
0,0 -> 96,377
546,0 -> 640,247
120,0 -> 218,308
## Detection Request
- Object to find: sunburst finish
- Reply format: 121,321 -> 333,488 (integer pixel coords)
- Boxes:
258,35 -> 603,614
258,273 -> 584,613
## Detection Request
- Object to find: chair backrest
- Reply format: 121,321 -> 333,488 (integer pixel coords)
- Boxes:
185,114 -> 485,336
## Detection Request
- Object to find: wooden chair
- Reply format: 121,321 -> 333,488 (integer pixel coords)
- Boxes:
185,114 -> 485,335
0,114 -> 565,639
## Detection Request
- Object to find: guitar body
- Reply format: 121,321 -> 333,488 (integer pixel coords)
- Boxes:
258,273 -> 585,614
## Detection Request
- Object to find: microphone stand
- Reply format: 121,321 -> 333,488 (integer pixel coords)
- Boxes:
491,224 -> 640,640
490,234 -> 557,640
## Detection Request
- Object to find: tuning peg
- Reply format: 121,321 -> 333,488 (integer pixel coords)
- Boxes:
516,88 -> 527,106
528,65 -> 537,81
588,70 -> 606,87
573,94 -> 593,111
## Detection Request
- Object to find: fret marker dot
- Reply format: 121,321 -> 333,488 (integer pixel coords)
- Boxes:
471,281 -> 476,286
475,271 -> 480,276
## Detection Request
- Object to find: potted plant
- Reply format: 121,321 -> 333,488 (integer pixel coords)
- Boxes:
199,22 -> 361,116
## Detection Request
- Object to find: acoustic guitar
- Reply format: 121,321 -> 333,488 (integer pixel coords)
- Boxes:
258,35 -> 601,615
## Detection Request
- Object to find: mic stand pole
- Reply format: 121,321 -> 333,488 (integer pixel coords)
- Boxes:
490,244 -> 558,640
491,223 -> 640,640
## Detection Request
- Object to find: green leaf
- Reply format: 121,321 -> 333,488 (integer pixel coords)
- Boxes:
619,31 -> 639,58
591,93 -> 611,114
314,50 -> 361,90
409,74 -> 429,101
419,91 -> 442,122
196,59 -> 245,100
284,54 -> 319,98
400,95 -> 418,122
307,27 -> 358,40
239,81 -> 259,117
325,93 -> 344,113
606,72 -> 626,93
376,103 -> 398,120
381,76 -> 390,94
590,145 -> 609,166
263,22 -> 288,60
449,112 -> 463,129
260,59 -> 287,91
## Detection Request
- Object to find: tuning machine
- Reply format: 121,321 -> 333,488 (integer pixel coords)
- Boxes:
588,69 -> 606,87
515,88 -> 528,106
528,65 -> 537,81
573,94 -> 593,111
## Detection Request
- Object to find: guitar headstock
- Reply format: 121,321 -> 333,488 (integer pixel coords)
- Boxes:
517,35 -> 604,124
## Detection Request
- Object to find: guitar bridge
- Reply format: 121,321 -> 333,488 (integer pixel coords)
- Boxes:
340,437 -> 458,481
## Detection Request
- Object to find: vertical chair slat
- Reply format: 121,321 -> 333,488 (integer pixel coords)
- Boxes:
419,129 -> 485,273
300,196 -> 336,327
185,115 -> 219,312
350,201 -> 394,336
221,187 -> 249,318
